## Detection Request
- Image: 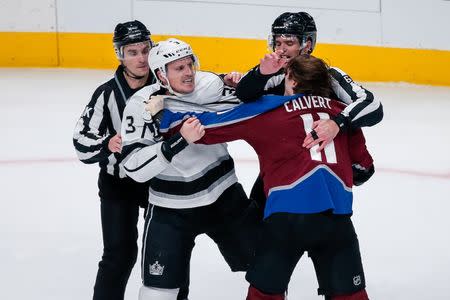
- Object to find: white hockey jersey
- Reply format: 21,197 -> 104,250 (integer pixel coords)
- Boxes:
120,71 -> 240,208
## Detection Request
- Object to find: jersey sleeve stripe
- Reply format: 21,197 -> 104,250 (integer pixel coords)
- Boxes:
121,141 -> 152,158
123,154 -> 158,173
329,67 -> 383,128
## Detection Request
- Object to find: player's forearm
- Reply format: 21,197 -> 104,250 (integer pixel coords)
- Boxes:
348,129 -> 374,169
235,66 -> 272,102
123,133 -> 189,182
123,143 -> 169,182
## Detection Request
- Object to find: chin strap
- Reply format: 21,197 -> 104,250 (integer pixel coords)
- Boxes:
123,65 -> 146,80
157,74 -> 186,97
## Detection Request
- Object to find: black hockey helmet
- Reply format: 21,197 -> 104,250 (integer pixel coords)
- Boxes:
113,20 -> 153,59
269,12 -> 317,54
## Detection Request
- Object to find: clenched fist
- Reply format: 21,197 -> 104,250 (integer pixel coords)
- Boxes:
145,95 -> 166,116
180,117 -> 205,143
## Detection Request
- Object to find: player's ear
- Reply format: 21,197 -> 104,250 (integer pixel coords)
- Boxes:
300,40 -> 312,55
156,70 -> 168,85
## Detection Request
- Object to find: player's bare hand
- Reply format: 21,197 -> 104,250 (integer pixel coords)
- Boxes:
223,71 -> 242,87
180,117 -> 205,143
145,95 -> 165,116
259,50 -> 287,75
108,134 -> 122,153
302,119 -> 339,152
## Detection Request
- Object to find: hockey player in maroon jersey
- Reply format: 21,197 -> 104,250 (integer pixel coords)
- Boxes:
153,55 -> 372,300
235,11 -> 381,215
236,11 -> 383,147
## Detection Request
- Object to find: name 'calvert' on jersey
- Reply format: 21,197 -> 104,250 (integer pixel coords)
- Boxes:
160,93 -> 374,219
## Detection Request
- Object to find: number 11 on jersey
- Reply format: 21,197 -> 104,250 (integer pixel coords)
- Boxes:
300,112 -> 337,164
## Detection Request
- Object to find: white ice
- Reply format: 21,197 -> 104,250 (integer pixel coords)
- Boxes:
1,68 -> 449,300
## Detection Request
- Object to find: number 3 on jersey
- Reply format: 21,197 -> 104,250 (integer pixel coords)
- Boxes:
125,116 -> 136,133
300,113 -> 337,163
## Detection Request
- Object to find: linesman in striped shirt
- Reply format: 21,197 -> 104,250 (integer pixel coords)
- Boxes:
72,21 -> 191,300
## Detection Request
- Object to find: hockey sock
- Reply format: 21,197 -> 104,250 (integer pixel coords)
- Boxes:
331,289 -> 369,300
246,285 -> 285,300
139,285 -> 179,300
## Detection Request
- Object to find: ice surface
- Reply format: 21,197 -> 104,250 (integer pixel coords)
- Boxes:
1,68 -> 449,299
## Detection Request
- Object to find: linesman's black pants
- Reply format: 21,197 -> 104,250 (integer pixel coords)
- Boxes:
93,171 -> 148,300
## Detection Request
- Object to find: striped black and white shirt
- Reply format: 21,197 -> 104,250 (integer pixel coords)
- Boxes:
73,65 -> 155,178
235,65 -> 383,130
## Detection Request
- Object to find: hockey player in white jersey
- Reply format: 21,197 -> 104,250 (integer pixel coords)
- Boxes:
121,38 -> 259,300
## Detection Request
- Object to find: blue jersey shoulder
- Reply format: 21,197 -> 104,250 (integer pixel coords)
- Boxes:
160,93 -> 303,130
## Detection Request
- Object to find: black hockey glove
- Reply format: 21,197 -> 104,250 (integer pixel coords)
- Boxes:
352,163 -> 375,186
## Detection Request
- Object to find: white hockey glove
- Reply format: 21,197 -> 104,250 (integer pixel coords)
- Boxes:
145,95 -> 165,116
143,95 -> 167,142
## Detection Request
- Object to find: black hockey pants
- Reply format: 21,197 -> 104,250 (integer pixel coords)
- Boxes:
93,171 -> 188,300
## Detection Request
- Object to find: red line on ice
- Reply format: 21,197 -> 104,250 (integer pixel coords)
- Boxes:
0,157 -> 449,179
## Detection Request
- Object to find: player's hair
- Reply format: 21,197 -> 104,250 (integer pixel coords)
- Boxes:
286,55 -> 332,97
